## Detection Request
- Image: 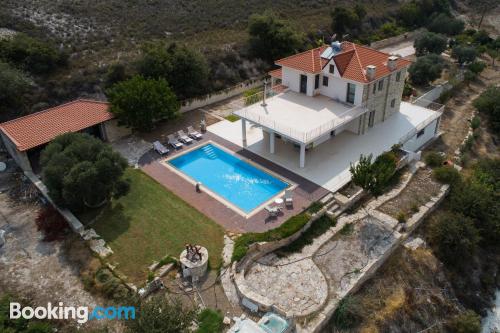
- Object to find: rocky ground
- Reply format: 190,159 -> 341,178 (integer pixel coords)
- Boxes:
0,167 -> 120,332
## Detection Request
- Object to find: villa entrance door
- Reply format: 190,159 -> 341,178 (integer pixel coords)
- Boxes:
300,75 -> 307,94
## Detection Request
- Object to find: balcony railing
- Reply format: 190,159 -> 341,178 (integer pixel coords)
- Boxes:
235,96 -> 369,144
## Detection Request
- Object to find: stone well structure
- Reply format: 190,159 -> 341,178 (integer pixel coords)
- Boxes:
180,244 -> 208,282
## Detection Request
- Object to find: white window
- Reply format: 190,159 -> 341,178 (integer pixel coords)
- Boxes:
329,64 -> 335,74
396,71 -> 401,82
417,128 -> 425,138
378,79 -> 384,91
323,76 -> 329,86
368,110 -> 375,128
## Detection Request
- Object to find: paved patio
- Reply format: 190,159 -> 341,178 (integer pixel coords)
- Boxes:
209,102 -> 436,192
138,132 -> 328,233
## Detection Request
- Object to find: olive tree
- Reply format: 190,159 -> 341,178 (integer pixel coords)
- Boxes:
41,133 -> 129,212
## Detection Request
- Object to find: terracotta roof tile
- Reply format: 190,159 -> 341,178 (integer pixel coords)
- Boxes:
268,68 -> 282,79
274,42 -> 412,83
0,99 -> 114,151
275,46 -> 329,74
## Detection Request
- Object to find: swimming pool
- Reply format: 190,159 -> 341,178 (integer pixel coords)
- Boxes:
168,143 -> 289,214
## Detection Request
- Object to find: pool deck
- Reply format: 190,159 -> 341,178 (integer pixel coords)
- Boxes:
139,132 -> 329,233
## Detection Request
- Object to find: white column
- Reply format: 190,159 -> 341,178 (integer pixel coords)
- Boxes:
270,131 -> 275,154
299,143 -> 306,168
241,119 -> 247,147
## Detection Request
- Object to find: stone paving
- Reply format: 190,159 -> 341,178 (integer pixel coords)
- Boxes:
244,253 -> 328,316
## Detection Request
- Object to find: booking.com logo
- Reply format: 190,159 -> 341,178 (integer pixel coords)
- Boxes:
10,302 -> 136,323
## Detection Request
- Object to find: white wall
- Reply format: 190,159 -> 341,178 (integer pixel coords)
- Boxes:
402,118 -> 439,152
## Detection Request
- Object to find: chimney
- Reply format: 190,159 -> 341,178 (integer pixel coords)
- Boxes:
387,55 -> 398,71
366,65 -> 376,81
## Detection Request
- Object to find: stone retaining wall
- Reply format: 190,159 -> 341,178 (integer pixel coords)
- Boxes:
305,183 -> 449,333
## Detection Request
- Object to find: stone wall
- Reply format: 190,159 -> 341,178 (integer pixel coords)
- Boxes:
179,78 -> 263,113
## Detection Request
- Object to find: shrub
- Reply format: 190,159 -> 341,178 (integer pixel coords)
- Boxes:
231,212 -> 310,262
196,309 -> 223,333
446,310 -> 481,333
0,61 -> 32,117
468,61 -> 486,75
460,135 -> 475,153
452,45 -> 477,65
397,211 -> 407,223
470,116 -> 481,130
349,151 -> 397,197
35,205 -> 69,241
332,296 -> 362,330
473,86 -> 500,134
411,203 -> 420,213
424,151 -> 445,168
428,212 -> 480,265
307,201 -> 324,214
248,11 -> 304,63
427,13 -> 465,36
224,114 -> 240,122
147,272 -> 155,282
281,215 -> 336,253
432,166 -> 461,185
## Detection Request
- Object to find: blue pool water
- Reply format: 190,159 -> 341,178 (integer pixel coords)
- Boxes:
169,143 -> 289,213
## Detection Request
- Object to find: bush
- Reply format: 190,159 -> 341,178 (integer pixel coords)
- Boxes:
224,114 -> 240,122
468,61 -> 486,75
232,212 -> 310,262
307,201 -> 324,214
428,212 -> 480,265
470,116 -> 481,130
425,151 -> 445,168
35,205 -> 68,241
349,151 -> 398,197
432,166 -> 461,185
0,33 -> 67,74
427,13 -> 465,36
460,135 -> 475,153
0,61 -> 32,119
41,133 -> 129,212
281,215 -> 336,253
446,310 -> 481,333
196,309 -> 223,333
248,11 -> 304,63
332,296 -> 362,330
397,211 -> 407,223
473,86 -> 500,134
409,54 -> 444,85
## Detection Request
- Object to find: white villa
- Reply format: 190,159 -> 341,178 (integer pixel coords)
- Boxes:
210,41 -> 443,192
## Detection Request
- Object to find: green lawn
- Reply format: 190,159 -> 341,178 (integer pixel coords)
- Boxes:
79,168 -> 224,283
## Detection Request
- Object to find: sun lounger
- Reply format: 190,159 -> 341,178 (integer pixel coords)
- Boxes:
153,141 -> 169,155
284,189 -> 293,207
167,134 -> 183,149
177,130 -> 193,144
187,126 -> 203,140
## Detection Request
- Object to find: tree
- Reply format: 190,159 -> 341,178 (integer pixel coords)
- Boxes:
427,13 -> 465,36
408,54 -> 444,85
330,6 -> 360,39
0,61 -> 32,119
398,2 -> 421,28
349,152 -> 397,197
105,63 -> 128,88
468,0 -> 499,29
0,33 -> 67,74
414,32 -> 447,56
452,45 -> 478,64
107,75 -> 180,131
446,310 -> 481,333
248,11 -> 304,63
428,212 -> 480,265
41,133 -> 129,212
138,42 -> 209,99
126,296 -> 195,333
473,86 -> 500,133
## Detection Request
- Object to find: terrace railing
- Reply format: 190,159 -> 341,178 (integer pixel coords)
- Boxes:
235,99 -> 369,144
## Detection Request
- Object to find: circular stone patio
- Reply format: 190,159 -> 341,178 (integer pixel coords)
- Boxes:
243,253 -> 328,316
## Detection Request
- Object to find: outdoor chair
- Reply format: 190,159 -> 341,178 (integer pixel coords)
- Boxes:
177,130 -> 193,144
153,141 -> 169,155
265,205 -> 281,217
167,134 -> 183,149
284,189 -> 293,207
187,126 -> 203,140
